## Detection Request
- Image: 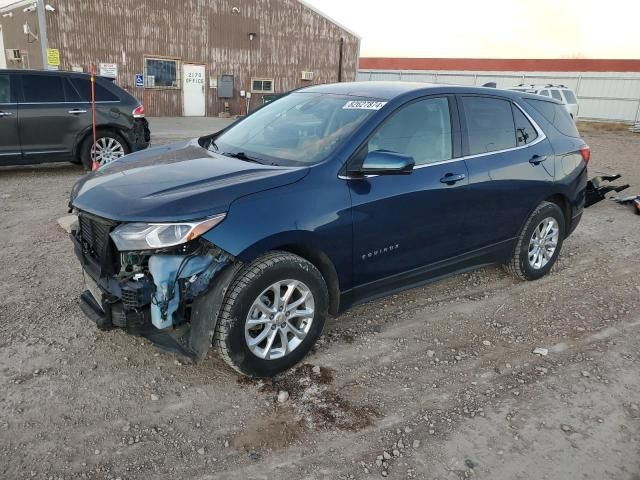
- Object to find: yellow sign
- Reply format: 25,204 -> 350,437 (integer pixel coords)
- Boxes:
46,48 -> 60,66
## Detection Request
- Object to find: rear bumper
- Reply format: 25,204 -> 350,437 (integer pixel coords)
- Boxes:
567,210 -> 583,237
124,118 -> 151,152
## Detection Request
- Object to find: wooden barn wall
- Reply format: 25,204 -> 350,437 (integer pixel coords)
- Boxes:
0,4 -> 45,69
44,0 -> 360,116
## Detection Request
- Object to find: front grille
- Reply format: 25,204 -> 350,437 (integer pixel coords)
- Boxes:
78,213 -> 118,265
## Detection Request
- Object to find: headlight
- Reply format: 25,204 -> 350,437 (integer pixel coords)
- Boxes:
109,214 -> 226,251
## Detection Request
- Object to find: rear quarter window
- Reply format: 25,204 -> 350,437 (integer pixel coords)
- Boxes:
70,77 -> 120,102
525,98 -> 580,138
562,90 -> 578,104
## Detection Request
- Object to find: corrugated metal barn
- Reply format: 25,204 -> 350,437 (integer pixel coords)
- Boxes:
358,58 -> 640,123
0,0 -> 360,116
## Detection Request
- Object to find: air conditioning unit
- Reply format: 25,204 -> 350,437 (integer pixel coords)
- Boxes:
6,49 -> 21,61
300,71 -> 314,81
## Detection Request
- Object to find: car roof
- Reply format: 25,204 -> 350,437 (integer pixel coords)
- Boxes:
297,81 -> 552,102
2,68 -> 104,79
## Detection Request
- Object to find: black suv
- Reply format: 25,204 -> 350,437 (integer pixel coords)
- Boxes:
0,69 -> 150,169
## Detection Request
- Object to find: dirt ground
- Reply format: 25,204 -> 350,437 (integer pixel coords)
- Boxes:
1,128 -> 639,480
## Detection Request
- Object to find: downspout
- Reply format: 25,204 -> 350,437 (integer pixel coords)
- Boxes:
36,0 -> 49,69
338,37 -> 344,82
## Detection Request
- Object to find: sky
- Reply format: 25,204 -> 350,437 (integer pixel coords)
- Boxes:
305,0 -> 640,59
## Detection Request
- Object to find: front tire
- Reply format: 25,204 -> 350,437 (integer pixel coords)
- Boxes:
504,201 -> 565,281
214,252 -> 329,377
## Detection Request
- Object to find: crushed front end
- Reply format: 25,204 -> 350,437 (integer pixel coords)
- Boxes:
71,211 -> 235,360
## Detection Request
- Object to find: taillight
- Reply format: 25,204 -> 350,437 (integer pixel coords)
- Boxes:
580,145 -> 590,164
132,105 -> 145,118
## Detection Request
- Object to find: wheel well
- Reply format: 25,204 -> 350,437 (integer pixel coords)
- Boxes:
275,245 -> 341,316
74,126 -> 128,160
545,194 -> 571,233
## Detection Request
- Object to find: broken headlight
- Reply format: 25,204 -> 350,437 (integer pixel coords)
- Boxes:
109,214 -> 226,251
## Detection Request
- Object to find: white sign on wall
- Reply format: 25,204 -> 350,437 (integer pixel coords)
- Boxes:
99,62 -> 118,78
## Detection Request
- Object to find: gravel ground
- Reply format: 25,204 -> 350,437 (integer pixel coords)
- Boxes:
1,129 -> 639,480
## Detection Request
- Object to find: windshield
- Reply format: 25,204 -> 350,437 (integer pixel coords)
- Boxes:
213,92 -> 382,166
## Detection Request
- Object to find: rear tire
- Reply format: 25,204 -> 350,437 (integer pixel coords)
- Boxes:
80,130 -> 129,170
504,201 -> 565,281
214,252 -> 329,377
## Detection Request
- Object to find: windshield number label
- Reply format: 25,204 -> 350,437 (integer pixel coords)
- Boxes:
343,101 -> 387,110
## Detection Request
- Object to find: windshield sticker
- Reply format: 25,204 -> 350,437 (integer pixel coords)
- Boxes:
342,100 -> 387,110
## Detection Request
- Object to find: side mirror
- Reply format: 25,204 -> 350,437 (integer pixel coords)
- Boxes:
357,150 -> 415,176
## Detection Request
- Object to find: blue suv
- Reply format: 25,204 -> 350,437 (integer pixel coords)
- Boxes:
70,82 -> 588,377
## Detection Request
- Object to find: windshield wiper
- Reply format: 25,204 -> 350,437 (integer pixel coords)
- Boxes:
206,140 -> 219,152
222,151 -> 263,164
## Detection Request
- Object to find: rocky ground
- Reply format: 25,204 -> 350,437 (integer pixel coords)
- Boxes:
1,128 -> 639,480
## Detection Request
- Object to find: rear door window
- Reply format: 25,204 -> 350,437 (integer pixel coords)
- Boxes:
63,78 -> 82,102
461,96 -> 516,155
0,74 -> 12,103
562,90 -> 578,104
539,90 -> 550,97
69,77 -> 119,102
550,89 -> 563,102
368,97 -> 453,166
512,105 -> 539,146
21,74 -> 65,103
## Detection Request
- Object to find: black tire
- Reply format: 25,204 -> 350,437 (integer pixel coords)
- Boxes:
80,130 -> 130,170
214,252 -> 329,377
504,201 -> 566,281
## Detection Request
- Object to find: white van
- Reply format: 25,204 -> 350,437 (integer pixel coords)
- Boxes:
509,84 -> 579,120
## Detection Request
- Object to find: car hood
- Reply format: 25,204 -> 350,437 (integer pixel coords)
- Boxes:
71,139 -> 309,222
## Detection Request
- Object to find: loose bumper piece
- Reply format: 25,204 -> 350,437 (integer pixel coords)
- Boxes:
614,193 -> 640,215
584,174 -> 629,208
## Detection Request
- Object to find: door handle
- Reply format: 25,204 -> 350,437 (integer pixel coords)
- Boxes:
529,154 -> 547,165
68,109 -> 87,114
0,111 -> 13,117
440,173 -> 466,185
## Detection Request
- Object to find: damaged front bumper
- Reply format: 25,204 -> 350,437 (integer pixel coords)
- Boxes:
72,212 -> 240,360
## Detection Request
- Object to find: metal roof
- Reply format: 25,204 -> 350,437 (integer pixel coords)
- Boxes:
297,0 -> 360,39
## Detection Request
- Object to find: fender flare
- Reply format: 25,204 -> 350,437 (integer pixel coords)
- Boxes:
188,262 -> 244,360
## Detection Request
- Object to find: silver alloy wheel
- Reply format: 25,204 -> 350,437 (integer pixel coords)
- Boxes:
244,279 -> 315,360
528,217 -> 560,270
91,137 -> 125,165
